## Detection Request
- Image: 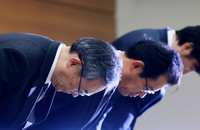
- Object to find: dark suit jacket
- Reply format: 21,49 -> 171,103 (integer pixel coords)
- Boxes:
97,28 -> 169,130
26,88 -> 116,130
26,28 -> 170,130
0,33 -> 60,129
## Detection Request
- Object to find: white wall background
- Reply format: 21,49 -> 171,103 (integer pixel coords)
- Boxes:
116,0 -> 200,130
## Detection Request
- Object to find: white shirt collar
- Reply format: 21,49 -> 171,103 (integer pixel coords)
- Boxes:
45,43 -> 66,84
167,29 -> 175,47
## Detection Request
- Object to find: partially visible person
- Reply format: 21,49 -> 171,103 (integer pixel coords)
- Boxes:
97,25 -> 200,130
27,40 -> 183,130
0,33 -> 122,129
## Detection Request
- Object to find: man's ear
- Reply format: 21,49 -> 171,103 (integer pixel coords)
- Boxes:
66,57 -> 81,68
180,42 -> 194,56
130,60 -> 144,73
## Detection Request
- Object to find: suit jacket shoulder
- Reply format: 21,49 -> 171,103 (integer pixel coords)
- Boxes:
0,33 -> 60,96
112,28 -> 168,51
0,33 -> 60,128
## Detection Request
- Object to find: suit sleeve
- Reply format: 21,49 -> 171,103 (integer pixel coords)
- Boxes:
100,97 -> 138,130
0,48 -> 28,97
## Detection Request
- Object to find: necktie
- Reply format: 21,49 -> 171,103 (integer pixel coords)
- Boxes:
22,83 -> 50,129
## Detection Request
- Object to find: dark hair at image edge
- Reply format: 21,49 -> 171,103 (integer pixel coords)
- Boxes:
176,25 -> 200,74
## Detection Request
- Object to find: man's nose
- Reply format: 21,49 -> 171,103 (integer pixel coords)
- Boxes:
72,92 -> 79,98
139,91 -> 147,98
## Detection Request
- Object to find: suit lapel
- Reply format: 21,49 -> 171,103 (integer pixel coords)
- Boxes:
81,89 -> 116,130
34,85 -> 56,125
9,43 -> 60,129
8,80 -> 44,129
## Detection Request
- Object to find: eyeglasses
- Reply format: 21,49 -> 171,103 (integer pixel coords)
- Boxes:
140,77 -> 155,94
74,56 -> 89,96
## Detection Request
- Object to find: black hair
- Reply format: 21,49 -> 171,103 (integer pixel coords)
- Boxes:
176,25 -> 200,74
125,40 -> 183,86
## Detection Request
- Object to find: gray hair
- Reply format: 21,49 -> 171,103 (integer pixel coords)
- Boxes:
70,37 -> 122,92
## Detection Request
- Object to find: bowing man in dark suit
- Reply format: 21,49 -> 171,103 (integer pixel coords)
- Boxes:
97,26 -> 200,130
29,40 -> 183,130
0,33 -> 122,129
